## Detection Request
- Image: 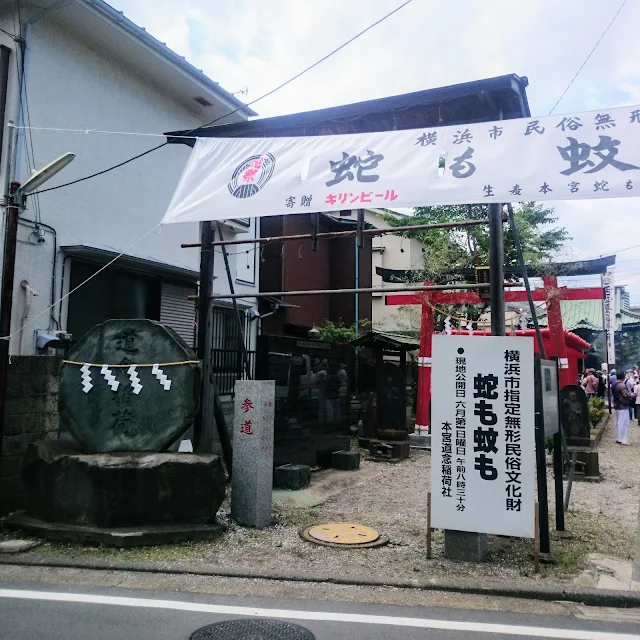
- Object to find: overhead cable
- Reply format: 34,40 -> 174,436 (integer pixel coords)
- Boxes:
30,0 -> 414,195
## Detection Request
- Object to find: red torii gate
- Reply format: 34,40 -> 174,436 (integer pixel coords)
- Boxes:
386,275 -> 603,432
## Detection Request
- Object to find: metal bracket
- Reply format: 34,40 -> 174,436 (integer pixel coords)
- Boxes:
356,208 -> 364,248
311,212 -> 319,251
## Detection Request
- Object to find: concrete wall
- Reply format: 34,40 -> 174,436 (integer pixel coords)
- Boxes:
0,11 -> 258,355
0,356 -> 60,515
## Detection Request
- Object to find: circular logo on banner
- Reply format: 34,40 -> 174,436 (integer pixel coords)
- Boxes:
228,153 -> 276,199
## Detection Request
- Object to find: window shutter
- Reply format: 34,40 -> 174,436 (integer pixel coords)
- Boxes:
160,282 -> 196,347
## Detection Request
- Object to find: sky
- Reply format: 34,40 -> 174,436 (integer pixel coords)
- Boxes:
109,0 -> 640,301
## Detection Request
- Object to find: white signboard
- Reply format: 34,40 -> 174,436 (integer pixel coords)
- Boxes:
431,335 -> 535,538
163,104 -> 640,224
602,267 -> 616,364
540,359 -> 560,437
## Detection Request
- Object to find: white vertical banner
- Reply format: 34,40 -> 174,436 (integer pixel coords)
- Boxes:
431,335 -> 535,538
602,267 -> 616,365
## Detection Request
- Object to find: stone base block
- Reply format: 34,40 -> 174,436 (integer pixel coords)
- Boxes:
6,512 -> 224,548
22,440 -> 226,528
369,439 -> 410,461
578,451 -> 600,477
357,437 -> 371,450
377,429 -> 409,441
332,450 -> 360,470
444,530 -> 487,561
409,433 -> 431,450
274,464 -> 311,490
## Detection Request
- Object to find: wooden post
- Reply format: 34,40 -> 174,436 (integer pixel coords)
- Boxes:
534,501 -> 540,572
416,289 -> 434,433
543,275 -> 572,388
426,491 -> 432,559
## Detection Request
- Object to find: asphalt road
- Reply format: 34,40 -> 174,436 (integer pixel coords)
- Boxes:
1,581 -> 639,640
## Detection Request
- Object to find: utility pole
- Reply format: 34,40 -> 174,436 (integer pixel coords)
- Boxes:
0,180 -> 20,464
0,124 -> 72,477
194,220 -> 215,452
0,121 -> 16,466
194,220 -> 233,476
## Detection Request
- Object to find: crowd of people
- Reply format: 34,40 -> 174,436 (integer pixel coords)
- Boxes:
581,366 -> 640,446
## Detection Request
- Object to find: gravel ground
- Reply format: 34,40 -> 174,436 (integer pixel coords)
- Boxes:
2,415 -> 637,585
568,415 -> 639,548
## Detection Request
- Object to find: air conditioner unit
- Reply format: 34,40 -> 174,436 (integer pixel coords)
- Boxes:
220,218 -> 251,233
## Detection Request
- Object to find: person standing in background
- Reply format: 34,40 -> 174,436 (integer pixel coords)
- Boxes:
626,371 -> 635,420
582,369 -> 599,399
634,376 -> 640,424
597,370 -> 606,399
613,371 -> 632,445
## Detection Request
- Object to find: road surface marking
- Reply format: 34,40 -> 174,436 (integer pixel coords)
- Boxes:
0,588 -> 637,639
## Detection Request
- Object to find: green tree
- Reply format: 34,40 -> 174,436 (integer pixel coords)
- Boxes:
384,202 -> 569,282
314,319 -> 371,344
615,330 -> 640,369
383,202 -> 570,330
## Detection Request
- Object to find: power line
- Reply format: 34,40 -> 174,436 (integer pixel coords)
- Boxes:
548,0 -> 627,115
0,26 -> 19,40
580,242 -> 640,262
11,125 -> 203,138
31,0 -> 414,196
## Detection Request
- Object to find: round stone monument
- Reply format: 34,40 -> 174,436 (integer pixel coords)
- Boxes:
59,319 -> 201,453
11,320 -> 227,546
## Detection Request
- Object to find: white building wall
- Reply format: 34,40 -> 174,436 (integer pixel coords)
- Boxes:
0,13 -> 258,354
342,209 -> 425,331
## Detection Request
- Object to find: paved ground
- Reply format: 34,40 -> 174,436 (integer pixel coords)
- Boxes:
2,565 -> 640,639
1,579 -> 640,640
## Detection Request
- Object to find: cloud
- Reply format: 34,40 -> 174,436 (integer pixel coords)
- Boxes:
108,0 -> 640,299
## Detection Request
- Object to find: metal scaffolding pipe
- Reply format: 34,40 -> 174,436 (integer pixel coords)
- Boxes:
181,218 -> 496,249
206,282 -> 519,300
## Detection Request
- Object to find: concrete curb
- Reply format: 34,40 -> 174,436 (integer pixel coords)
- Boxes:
1,555 -> 640,607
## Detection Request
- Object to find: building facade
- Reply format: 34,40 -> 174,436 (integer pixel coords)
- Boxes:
339,209 -> 425,332
259,213 -> 373,337
0,0 -> 258,355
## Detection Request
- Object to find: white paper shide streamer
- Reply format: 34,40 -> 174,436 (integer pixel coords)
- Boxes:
100,365 -> 119,392
80,364 -> 93,394
152,364 -> 172,391
127,365 -> 143,395
76,363 -> 178,394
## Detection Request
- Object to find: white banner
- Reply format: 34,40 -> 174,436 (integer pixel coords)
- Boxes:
163,104 -> 640,224
602,267 -> 616,365
431,335 -> 535,538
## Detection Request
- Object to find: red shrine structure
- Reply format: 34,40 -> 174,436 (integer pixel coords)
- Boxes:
449,329 -> 590,385
384,259 -> 612,432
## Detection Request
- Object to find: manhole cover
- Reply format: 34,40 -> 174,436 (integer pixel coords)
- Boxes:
308,523 -> 379,544
190,619 -> 315,639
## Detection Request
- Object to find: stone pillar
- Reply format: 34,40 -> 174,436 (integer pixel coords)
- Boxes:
231,380 -> 275,528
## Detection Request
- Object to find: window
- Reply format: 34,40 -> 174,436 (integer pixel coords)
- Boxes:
67,262 -> 160,342
211,305 -> 253,394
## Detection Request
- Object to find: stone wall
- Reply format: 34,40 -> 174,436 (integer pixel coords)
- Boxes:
0,356 -> 61,515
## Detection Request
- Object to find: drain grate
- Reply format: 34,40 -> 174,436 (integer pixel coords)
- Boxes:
190,619 -> 315,639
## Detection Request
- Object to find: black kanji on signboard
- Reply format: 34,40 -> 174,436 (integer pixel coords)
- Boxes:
326,150 -> 384,186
